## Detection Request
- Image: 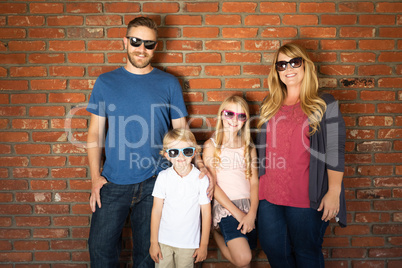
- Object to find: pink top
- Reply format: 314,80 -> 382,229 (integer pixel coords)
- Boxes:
210,138 -> 251,227
259,103 -> 311,208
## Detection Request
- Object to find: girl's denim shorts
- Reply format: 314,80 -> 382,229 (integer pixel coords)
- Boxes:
218,215 -> 257,249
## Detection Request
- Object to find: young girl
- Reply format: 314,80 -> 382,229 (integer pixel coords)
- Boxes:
203,96 -> 259,268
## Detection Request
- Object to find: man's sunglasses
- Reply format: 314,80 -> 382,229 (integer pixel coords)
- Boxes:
222,110 -> 247,122
275,57 -> 303,72
126,37 -> 157,50
166,147 -> 196,158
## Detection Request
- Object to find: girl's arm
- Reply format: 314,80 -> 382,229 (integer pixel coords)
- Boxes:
149,197 -> 164,263
203,140 -> 245,221
237,147 -> 259,234
193,203 -> 211,263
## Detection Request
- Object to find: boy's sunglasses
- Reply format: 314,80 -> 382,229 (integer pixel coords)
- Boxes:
275,57 -> 303,71
222,110 -> 247,122
166,147 -> 196,158
126,37 -> 157,50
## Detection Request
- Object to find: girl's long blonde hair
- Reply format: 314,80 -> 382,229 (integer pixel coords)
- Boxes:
258,43 -> 326,135
213,96 -> 253,178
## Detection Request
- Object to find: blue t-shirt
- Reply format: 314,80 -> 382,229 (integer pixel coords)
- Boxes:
87,67 -> 188,184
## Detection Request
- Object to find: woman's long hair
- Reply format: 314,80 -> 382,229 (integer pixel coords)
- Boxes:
258,43 -> 326,135
213,96 -> 253,178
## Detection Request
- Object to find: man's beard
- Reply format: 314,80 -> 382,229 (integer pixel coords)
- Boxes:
127,51 -> 153,69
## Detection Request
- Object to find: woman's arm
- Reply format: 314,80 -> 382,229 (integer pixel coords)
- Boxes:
318,169 -> 343,222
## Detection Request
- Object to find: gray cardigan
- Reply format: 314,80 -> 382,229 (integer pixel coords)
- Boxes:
256,93 -> 347,227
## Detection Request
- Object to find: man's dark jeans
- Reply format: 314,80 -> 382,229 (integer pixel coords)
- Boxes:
88,176 -> 156,268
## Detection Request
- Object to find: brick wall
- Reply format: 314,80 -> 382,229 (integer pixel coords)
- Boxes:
0,1 -> 401,267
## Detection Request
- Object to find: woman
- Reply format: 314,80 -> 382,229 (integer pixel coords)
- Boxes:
256,43 -> 347,268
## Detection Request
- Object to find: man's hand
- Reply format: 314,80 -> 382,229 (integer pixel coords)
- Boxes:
89,176 -> 107,212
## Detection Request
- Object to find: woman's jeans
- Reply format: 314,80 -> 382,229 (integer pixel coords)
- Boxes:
258,200 -> 329,268
88,176 -> 156,268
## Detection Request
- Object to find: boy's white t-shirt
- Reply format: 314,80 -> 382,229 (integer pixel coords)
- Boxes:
152,164 -> 210,249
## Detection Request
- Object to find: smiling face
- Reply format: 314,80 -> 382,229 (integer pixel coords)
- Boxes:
277,52 -> 305,90
165,140 -> 195,170
124,26 -> 157,74
221,102 -> 247,134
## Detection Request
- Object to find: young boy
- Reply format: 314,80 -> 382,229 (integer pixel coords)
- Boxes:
150,129 -> 211,268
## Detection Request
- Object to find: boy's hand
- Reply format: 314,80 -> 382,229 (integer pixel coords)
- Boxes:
149,242 -> 163,263
193,245 -> 207,263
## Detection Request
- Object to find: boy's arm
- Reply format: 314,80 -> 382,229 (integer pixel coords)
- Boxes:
150,197 -> 164,263
193,202 -> 211,263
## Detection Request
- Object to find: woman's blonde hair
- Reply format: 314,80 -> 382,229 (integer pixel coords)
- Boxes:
213,95 -> 253,178
161,128 -> 201,157
258,43 -> 326,135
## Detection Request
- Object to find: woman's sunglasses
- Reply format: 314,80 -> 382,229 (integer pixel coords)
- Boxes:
222,110 -> 247,122
126,37 -> 157,50
275,57 -> 303,72
166,147 -> 196,158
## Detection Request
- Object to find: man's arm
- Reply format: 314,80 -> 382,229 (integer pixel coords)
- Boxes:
150,197 -> 164,263
172,117 -> 188,129
87,114 -> 107,212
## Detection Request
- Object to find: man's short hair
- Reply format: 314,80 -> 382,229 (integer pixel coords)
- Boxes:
126,16 -> 158,37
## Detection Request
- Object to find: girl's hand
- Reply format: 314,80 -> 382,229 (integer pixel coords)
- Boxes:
149,242 -> 163,263
193,245 -> 208,263
198,166 -> 214,200
237,213 -> 256,235
318,190 -> 340,222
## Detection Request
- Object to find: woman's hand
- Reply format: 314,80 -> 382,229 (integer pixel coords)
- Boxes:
318,189 -> 340,222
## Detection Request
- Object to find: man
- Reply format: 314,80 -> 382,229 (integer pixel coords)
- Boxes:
86,17 -> 190,267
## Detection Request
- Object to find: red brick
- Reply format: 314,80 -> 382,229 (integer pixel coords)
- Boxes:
15,193 -> 52,203
0,54 -> 26,64
0,252 -> 32,262
340,27 -> 375,38
67,53 -> 104,64
35,251 -> 70,261
30,3 -> 63,14
11,93 -> 46,104
0,28 -> 25,39
222,28 -> 258,38
29,106 -> 65,117
48,15 -> 83,26
51,240 -> 87,250
188,79 -> 221,89
49,93 -> 86,103
379,128 -> 402,139
205,65 -> 240,76
345,154 -> 372,164
245,40 -> 280,51
358,65 -> 392,76
0,3 -> 27,14
0,80 -> 28,91
14,240 -> 49,250
321,40 -> 356,50
357,165 -> 393,176
55,192 -> 90,203
261,27 -> 298,38
300,2 -> 335,12
260,2 -> 296,13
165,66 -> 201,77
205,40 -> 241,51
0,205 -> 32,215
361,91 -> 395,101
379,52 -> 402,62
33,228 -> 68,239
355,213 -> 382,223
184,2 -> 218,12
225,78 -> 260,89
49,40 -> 85,51
320,65 -> 355,75
0,180 -> 28,190
378,78 -> 402,88
51,119 -> 87,129
66,3 -> 102,13
380,27 -> 402,38
358,116 -> 393,127
226,53 -> 261,63
15,144 -> 50,155
49,66 -> 85,77
51,168 -> 86,178
31,79 -> 67,90
67,27 -> 103,39
0,106 -> 26,116
86,15 -> 122,26
70,180 -> 91,191
143,3 -> 179,13
104,2 -> 140,13
53,216 -> 89,226
183,92 -> 203,103
322,15 -> 357,25
341,103 -> 375,114
205,15 -> 241,25
360,40 -> 395,50
245,15 -> 280,26
8,41 -> 45,51
29,53 -> 65,64
244,65 -> 270,76
31,156 -> 66,167
68,156 -> 88,166
0,132 -> 28,143
10,66 -> 47,77
378,103 -> 402,114
183,27 -> 219,38
300,27 -> 336,38
35,204 -> 69,215
29,28 -> 65,38
369,248 -> 402,258
166,40 -> 202,51
357,189 -> 392,199
339,2 -> 374,12
185,53 -> 221,63
88,66 -> 120,77
341,53 -> 376,63
332,248 -> 366,258
360,15 -> 395,25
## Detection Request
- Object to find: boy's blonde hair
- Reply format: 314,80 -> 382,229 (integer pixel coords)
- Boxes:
160,128 -> 201,157
213,95 -> 253,178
